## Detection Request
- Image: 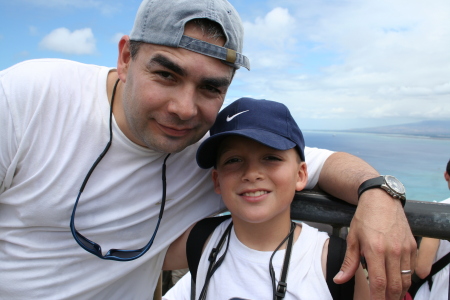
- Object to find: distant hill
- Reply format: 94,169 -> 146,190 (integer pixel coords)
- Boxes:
344,120 -> 450,138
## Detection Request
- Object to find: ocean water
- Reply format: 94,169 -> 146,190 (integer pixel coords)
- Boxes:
303,131 -> 450,202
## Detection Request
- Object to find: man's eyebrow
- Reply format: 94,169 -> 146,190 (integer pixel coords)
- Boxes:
148,54 -> 186,76
149,53 -> 232,88
201,77 -> 231,89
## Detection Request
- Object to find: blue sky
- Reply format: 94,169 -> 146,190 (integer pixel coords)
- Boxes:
1,0 -> 449,130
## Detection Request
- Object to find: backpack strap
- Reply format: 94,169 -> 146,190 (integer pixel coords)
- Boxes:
186,215 -> 231,284
408,251 -> 450,297
326,235 -> 355,300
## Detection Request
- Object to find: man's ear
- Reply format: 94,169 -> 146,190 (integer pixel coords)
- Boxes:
445,171 -> 450,182
295,162 -> 308,191
212,169 -> 222,195
117,35 -> 131,83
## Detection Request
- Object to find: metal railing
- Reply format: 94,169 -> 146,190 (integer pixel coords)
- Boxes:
291,190 -> 450,240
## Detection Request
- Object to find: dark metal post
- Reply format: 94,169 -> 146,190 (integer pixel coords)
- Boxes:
291,190 -> 450,240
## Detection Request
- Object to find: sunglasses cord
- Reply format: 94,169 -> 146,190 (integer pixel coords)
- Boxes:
71,78 -> 171,261
270,221 -> 296,300
197,221 -> 295,300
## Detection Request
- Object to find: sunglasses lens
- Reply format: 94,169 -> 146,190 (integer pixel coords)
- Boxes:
74,231 -> 102,254
106,249 -> 143,259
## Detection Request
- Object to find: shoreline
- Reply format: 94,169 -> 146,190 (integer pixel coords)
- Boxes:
304,129 -> 450,141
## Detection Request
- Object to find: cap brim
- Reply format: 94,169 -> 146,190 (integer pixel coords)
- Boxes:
196,129 -> 296,169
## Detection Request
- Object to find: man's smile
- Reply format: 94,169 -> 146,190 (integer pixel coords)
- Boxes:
156,121 -> 194,137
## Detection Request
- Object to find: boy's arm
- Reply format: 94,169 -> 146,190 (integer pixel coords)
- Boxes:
163,224 -> 196,271
317,152 -> 416,300
415,237 -> 440,279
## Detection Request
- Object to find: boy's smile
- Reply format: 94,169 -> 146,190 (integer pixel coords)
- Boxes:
240,190 -> 269,198
239,189 -> 271,203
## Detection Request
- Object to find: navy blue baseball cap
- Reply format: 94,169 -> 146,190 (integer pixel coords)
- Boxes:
196,97 -> 305,169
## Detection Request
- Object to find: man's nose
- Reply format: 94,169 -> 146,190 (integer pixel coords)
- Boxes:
167,87 -> 198,121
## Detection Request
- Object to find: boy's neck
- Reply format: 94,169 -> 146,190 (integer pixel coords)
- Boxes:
231,214 -> 301,252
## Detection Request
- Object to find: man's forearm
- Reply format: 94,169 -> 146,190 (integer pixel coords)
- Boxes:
321,153 -> 416,299
316,152 -> 380,205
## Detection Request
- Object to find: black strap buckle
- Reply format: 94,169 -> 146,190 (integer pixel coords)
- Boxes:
275,281 -> 287,298
208,248 -> 218,262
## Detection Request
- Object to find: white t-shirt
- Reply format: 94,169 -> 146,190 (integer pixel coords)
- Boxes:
163,220 -> 332,300
0,59 -> 333,299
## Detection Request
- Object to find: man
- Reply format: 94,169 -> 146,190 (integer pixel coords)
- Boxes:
0,0 -> 415,299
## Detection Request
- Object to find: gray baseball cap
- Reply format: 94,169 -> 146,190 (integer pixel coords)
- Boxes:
130,0 -> 250,70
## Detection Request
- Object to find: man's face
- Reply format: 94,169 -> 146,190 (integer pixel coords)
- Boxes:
116,25 -> 234,153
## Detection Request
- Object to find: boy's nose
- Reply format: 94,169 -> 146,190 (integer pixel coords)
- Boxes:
242,163 -> 264,182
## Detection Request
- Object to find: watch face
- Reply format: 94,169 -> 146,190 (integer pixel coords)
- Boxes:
385,175 -> 406,194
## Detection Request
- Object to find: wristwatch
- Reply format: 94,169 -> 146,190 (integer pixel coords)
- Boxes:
358,175 -> 406,207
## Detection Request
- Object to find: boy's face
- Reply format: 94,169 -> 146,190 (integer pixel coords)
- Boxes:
212,136 -> 307,225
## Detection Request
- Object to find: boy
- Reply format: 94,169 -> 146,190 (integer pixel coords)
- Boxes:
163,97 -> 369,299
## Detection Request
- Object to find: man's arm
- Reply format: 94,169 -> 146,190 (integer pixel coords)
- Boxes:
0,75 -> 16,194
316,152 -> 416,300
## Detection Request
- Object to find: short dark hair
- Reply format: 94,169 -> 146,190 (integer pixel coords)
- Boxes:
129,40 -> 146,59
446,159 -> 450,175
129,18 -> 225,60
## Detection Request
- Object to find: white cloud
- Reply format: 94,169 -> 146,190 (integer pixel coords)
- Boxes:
244,7 -> 297,49
243,7 -> 298,68
39,28 -> 96,55
231,0 -> 450,125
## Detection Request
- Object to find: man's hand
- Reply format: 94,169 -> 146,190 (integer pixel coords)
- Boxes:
333,189 -> 417,300
316,152 -> 417,299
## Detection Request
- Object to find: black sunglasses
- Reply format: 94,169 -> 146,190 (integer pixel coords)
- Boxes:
70,79 -> 170,261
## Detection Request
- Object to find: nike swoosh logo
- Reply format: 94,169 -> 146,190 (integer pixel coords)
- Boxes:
226,110 -> 249,122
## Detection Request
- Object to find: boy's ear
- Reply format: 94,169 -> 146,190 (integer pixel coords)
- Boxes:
212,170 -> 222,195
445,171 -> 450,182
295,162 -> 308,191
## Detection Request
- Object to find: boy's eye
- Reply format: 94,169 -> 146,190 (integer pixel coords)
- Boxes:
224,157 -> 241,165
264,155 -> 282,161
